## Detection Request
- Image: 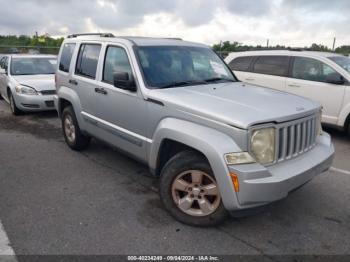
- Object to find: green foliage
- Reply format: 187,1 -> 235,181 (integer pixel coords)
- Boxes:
335,45 -> 350,55
213,41 -> 350,56
0,34 -> 63,47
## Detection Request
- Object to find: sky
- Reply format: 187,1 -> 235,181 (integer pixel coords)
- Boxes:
0,0 -> 349,48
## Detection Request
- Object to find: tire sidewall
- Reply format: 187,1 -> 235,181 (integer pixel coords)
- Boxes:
9,92 -> 20,115
159,151 -> 228,226
62,106 -> 78,148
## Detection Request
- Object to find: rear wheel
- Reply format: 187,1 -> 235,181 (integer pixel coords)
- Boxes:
8,91 -> 22,116
159,150 -> 228,226
62,106 -> 90,151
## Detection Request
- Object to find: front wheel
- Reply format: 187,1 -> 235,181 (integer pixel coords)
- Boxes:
159,150 -> 228,226
9,91 -> 22,115
62,106 -> 90,151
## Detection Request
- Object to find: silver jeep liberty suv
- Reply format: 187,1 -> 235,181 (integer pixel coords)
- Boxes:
55,33 -> 334,226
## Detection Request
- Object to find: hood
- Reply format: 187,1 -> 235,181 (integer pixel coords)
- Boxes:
148,82 -> 321,129
12,74 -> 55,92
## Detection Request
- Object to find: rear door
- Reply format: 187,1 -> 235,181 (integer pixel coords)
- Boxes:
62,42 -> 103,135
286,56 -> 346,124
244,55 -> 289,91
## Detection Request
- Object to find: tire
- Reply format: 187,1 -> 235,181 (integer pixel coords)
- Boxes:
159,150 -> 228,226
8,91 -> 22,116
62,106 -> 90,151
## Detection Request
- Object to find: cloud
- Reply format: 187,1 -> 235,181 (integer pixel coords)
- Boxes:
0,0 -> 348,47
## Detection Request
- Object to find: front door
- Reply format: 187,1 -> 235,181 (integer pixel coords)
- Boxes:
286,56 -> 346,124
92,44 -> 148,161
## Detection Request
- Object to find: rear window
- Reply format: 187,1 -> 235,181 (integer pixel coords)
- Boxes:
228,56 -> 254,71
252,56 -> 289,77
59,43 -> 75,73
75,44 -> 101,79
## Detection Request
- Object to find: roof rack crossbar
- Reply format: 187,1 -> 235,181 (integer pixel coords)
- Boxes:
67,33 -> 115,38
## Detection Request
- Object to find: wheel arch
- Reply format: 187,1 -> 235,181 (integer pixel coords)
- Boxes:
56,86 -> 84,126
149,117 -> 242,211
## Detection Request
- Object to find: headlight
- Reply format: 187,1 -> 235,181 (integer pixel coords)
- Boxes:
15,85 -> 38,95
225,152 -> 255,165
250,127 -> 276,164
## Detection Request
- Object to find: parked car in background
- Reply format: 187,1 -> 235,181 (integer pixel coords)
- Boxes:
0,54 -> 57,115
225,51 -> 350,136
8,48 -> 19,54
54,34 -> 334,226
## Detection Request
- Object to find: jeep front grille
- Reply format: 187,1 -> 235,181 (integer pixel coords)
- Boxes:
276,114 -> 318,162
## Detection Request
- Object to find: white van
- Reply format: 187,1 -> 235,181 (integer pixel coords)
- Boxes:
225,50 -> 350,136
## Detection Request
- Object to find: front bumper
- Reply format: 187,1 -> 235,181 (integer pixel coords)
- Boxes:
227,132 -> 334,210
13,93 -> 56,112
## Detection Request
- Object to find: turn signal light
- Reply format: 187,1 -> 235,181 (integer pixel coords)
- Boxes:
229,172 -> 240,192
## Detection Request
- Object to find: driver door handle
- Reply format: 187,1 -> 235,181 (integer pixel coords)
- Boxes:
288,83 -> 301,88
69,79 -> 78,85
245,77 -> 255,81
95,87 -> 108,95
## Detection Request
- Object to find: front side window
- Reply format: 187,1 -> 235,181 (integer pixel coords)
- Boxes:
229,56 -> 254,71
75,44 -> 101,79
103,46 -> 133,85
292,57 -> 341,83
59,43 -> 76,72
10,57 -> 57,75
136,46 -> 236,89
252,56 -> 289,76
328,56 -> 350,73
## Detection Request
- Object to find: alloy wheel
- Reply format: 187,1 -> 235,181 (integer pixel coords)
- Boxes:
64,115 -> 76,143
171,170 -> 221,216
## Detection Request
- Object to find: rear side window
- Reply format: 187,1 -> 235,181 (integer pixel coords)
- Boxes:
228,56 -> 254,71
103,46 -> 133,85
75,44 -> 101,79
59,43 -> 75,72
252,56 -> 289,77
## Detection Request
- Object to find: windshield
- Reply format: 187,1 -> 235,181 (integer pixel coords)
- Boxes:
11,57 -> 57,75
328,56 -> 350,73
136,46 -> 236,89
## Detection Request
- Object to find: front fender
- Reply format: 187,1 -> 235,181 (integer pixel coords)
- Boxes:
150,118 -> 244,210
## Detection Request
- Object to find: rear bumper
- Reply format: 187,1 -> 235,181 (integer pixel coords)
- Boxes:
14,93 -> 56,112
227,132 -> 334,210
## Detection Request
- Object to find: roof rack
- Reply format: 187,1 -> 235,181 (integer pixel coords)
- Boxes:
163,37 -> 183,40
67,33 -> 115,38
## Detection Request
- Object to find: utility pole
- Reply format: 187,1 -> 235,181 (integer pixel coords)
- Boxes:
332,37 -> 336,51
219,40 -> 222,58
266,39 -> 269,48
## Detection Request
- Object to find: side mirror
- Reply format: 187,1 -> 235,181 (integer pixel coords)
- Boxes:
113,72 -> 137,92
326,74 -> 345,85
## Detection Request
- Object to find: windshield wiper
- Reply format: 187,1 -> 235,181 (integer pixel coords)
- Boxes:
204,77 -> 235,83
159,80 -> 207,89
